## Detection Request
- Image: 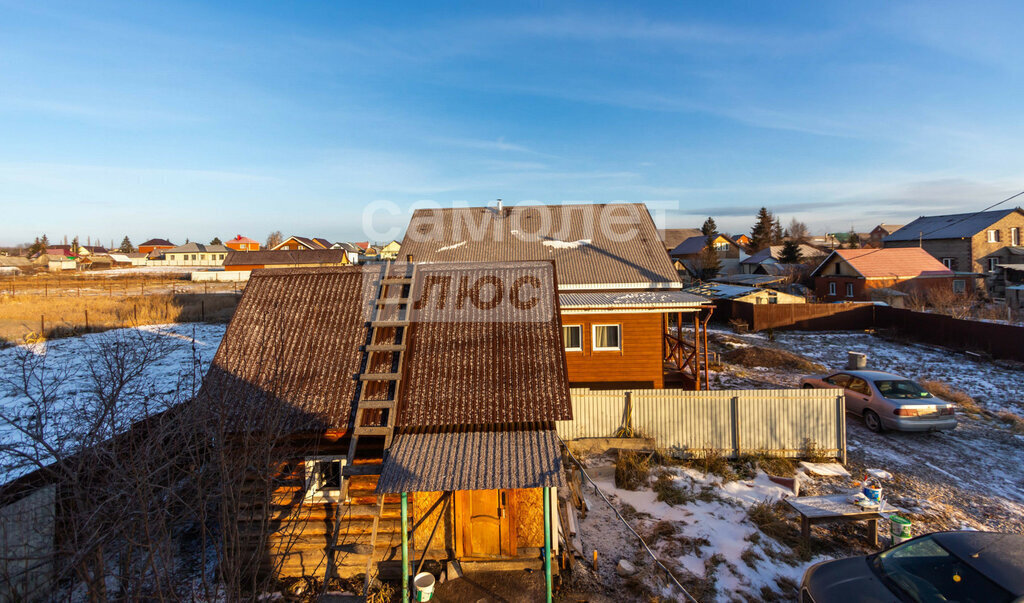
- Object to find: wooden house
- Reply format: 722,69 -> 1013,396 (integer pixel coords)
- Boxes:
222,249 -> 350,271
397,203 -> 716,389
657,228 -> 701,255
669,234 -> 745,276
201,262 -> 570,596
271,236 -> 333,251
377,241 -> 401,260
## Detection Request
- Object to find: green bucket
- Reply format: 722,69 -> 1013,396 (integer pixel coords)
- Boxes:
890,515 -> 912,544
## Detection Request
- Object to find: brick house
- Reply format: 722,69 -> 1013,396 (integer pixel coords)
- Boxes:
224,235 -> 260,252
883,208 -> 1024,291
811,248 -> 966,302
137,239 -> 175,254
868,224 -> 904,247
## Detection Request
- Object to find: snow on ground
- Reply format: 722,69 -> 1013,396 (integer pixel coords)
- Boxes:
576,458 -> 819,602
0,323 -> 226,484
96,266 -> 198,276
711,328 -> 1024,533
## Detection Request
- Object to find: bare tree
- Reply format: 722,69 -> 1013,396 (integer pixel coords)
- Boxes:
265,231 -> 284,249
786,218 -> 809,243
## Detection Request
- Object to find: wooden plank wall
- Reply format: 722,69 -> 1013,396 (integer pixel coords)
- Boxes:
561,312 -> 664,388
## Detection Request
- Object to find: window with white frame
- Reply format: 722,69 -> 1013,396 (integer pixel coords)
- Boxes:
989,258 -> 999,272
952,280 -> 966,293
828,282 -> 837,296
562,325 -> 582,351
305,456 -> 346,501
846,283 -> 854,297
987,229 -> 999,243
713,240 -> 730,251
592,324 -> 621,351
1012,227 -> 1020,246
942,257 -> 955,269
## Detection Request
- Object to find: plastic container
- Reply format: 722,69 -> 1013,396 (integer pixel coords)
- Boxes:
414,572 -> 435,602
890,515 -> 912,544
862,477 -> 882,502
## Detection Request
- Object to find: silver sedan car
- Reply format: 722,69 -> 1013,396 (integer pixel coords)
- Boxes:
800,370 -> 957,432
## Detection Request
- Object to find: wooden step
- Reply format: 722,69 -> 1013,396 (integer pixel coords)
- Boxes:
363,343 -> 406,352
358,372 -> 400,381
380,277 -> 412,285
356,399 -> 396,409
343,463 -> 383,476
354,426 -> 393,437
375,298 -> 410,306
369,320 -> 407,328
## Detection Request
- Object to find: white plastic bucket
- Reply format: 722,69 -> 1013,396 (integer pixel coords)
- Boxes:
890,515 -> 912,545
414,572 -> 435,601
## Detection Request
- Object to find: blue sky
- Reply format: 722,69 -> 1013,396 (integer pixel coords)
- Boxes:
2,1 -> 1024,246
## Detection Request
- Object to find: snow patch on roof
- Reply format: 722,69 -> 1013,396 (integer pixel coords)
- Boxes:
435,240 -> 467,253
542,238 -> 591,250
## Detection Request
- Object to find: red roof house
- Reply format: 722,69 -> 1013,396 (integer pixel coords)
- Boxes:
224,235 -> 260,252
810,248 -> 971,301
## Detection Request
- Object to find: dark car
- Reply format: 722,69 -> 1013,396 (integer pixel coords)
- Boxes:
800,531 -> 1024,602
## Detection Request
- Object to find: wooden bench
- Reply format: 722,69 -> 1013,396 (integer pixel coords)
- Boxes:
786,494 -> 897,547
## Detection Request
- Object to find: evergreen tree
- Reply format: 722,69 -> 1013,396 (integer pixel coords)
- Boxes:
119,236 -> 134,253
28,237 -> 44,255
847,230 -> 861,249
779,239 -> 804,264
749,207 -> 776,252
41,234 -> 50,248
210,237 -> 223,246
71,236 -> 80,256
697,217 -> 722,279
772,218 -> 784,245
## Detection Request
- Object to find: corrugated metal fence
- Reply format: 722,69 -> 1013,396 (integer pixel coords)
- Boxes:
558,388 -> 846,461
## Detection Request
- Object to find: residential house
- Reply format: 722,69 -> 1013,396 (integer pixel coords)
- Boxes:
331,242 -> 363,264
43,247 -> 74,257
354,241 -> 380,260
107,254 -> 133,267
0,256 -> 30,275
137,239 -> 175,254
669,234 -> 745,276
271,236 -> 331,251
728,233 -> 752,249
78,255 -> 113,270
807,234 -> 841,249
377,240 -> 401,260
224,235 -> 260,252
869,224 -> 904,247
221,249 -> 350,271
739,244 -> 827,274
883,208 -> 1024,291
398,203 -> 715,390
657,228 -> 702,255
997,263 -> 1024,310
201,262 -> 569,586
162,243 -> 229,266
685,282 -> 806,305
810,248 -> 966,302
75,246 -> 107,257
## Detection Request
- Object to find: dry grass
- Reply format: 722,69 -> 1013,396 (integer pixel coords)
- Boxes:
801,439 -> 833,463
687,448 -> 738,482
0,292 -> 239,344
919,379 -> 984,416
722,345 -> 827,373
746,498 -> 813,561
615,450 -> 650,490
732,453 -> 797,478
996,410 -> 1024,434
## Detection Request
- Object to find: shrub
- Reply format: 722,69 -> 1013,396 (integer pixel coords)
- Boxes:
615,451 -> 650,490
919,379 -> 983,416
996,410 -> 1024,434
801,439 -> 832,463
653,471 -> 691,506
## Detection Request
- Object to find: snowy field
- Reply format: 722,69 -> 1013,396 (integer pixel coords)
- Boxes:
0,323 -> 226,484
96,266 -> 199,277
713,328 -> 1024,532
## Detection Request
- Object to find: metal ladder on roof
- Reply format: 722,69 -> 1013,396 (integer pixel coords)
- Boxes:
329,260 -> 416,596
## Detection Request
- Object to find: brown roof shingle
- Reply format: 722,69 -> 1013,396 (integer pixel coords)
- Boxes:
399,203 -> 681,290
222,249 -> 349,267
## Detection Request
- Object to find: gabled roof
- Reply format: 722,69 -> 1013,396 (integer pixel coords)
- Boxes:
222,249 -> 349,267
139,238 -> 174,247
312,237 -> 333,249
741,244 -> 826,265
334,242 -> 362,253
811,248 -> 954,279
669,234 -> 740,257
658,228 -> 702,251
884,208 -> 1023,242
399,203 -> 681,290
228,235 -> 259,244
683,282 -> 763,300
873,224 -> 904,234
201,262 -> 571,433
166,242 -> 228,253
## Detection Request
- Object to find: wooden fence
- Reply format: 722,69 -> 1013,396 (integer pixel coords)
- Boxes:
725,301 -> 1024,362
558,388 -> 846,461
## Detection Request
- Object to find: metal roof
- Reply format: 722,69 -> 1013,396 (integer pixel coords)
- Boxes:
810,248 -> 953,279
658,228 -> 702,250
222,249 -> 349,266
165,242 -> 229,253
741,244 -> 826,265
710,274 -> 787,286
683,283 -> 761,300
202,262 -> 571,433
559,291 -> 709,311
398,203 -> 682,290
884,208 -> 1023,242
377,429 -> 564,493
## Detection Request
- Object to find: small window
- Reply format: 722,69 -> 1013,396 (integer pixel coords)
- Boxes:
828,282 -> 837,296
1012,227 -> 1020,246
952,279 -> 965,293
942,258 -> 955,269
989,258 -> 999,272
220,254 -> 225,260
592,324 -> 621,351
563,325 -> 582,351
834,263 -> 841,274
846,283 -> 854,297
191,254 -> 197,261
305,456 -> 345,501
987,229 -> 999,243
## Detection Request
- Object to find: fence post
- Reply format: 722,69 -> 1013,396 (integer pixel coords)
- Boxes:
837,395 -> 847,465
85,309 -> 89,330
731,396 -> 741,458
40,314 -> 44,336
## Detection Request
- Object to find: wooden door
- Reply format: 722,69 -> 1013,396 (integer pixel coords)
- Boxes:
457,490 -> 517,558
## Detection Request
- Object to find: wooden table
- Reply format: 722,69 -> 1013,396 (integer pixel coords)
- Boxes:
786,494 -> 897,547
